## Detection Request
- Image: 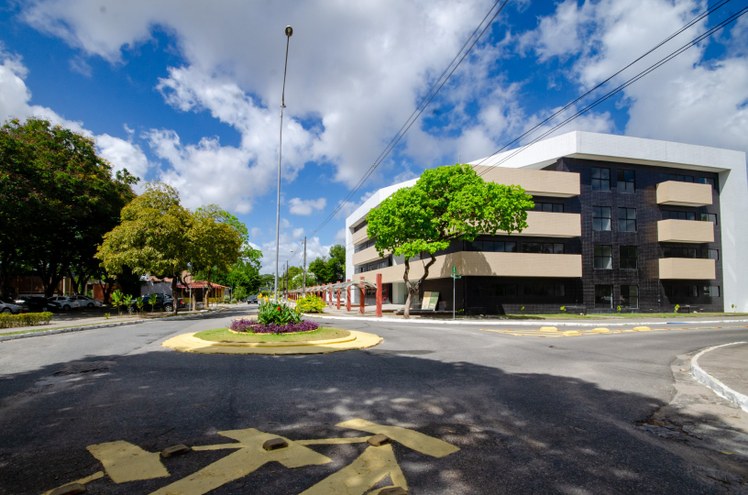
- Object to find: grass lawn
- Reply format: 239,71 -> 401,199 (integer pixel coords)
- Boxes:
194,327 -> 350,343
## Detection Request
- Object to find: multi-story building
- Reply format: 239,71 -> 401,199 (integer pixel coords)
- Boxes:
345,131 -> 747,313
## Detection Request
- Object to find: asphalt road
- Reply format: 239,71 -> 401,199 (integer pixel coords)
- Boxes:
0,306 -> 746,494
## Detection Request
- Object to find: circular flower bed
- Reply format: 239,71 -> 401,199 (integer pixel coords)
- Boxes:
230,301 -> 319,334
230,318 -> 318,334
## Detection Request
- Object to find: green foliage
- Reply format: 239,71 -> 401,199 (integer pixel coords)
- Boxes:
122,294 -> 133,314
616,305 -> 622,313
257,301 -> 301,325
560,306 -> 566,313
148,293 -> 158,312
296,294 -> 326,313
308,244 -> 346,284
674,304 -> 680,314
0,118 -> 135,297
367,164 -> 533,317
111,290 -> 125,315
135,297 -> 145,313
188,205 -> 244,293
0,312 -> 53,329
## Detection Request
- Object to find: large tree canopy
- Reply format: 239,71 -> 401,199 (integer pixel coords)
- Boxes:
0,118 -> 135,297
367,163 -> 534,317
308,244 -> 346,284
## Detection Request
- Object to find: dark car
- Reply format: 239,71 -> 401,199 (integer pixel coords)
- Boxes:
135,293 -> 186,312
14,296 -> 49,312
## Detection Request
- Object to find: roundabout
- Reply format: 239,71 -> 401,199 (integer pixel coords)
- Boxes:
161,329 -> 382,355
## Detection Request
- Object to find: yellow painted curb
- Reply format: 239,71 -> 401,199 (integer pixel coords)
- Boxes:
590,327 -> 611,334
162,331 -> 382,355
632,326 -> 652,332
539,326 -> 559,333
562,330 -> 582,336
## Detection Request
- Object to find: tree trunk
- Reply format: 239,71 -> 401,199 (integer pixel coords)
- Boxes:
401,253 -> 438,319
170,276 -> 179,315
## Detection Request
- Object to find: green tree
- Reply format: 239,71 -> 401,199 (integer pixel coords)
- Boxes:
220,246 -> 263,300
308,244 -> 346,284
367,164 -> 533,318
188,205 -> 244,307
0,118 -> 135,297
96,183 -> 192,312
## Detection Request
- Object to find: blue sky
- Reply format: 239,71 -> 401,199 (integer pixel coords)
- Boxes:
1,0 -> 746,273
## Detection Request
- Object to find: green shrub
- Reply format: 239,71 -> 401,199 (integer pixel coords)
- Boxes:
258,301 -> 301,325
0,312 -> 53,329
296,295 -> 326,314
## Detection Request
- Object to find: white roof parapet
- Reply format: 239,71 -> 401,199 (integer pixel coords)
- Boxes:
469,131 -> 744,172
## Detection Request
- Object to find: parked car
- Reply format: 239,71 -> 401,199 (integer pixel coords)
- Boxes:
47,295 -> 85,312
14,296 -> 49,312
134,293 -> 186,312
73,295 -> 103,308
246,295 -> 259,304
0,299 -> 22,314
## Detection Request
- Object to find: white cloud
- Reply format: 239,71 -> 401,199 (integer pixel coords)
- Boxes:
289,197 -> 326,216
96,133 -> 149,179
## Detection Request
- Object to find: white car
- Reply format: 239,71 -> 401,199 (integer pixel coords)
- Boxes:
74,295 -> 103,308
47,296 -> 86,311
0,299 -> 22,314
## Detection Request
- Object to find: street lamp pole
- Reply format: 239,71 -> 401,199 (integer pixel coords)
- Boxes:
274,25 -> 293,302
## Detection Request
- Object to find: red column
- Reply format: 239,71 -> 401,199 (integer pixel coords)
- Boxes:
359,277 -> 365,314
376,273 -> 383,317
346,279 -> 351,312
336,281 -> 341,310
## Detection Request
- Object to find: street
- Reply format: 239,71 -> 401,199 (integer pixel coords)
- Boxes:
0,307 -> 746,494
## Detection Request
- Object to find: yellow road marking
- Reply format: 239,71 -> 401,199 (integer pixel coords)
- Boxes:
300,443 -> 406,495
87,441 -> 169,484
337,419 -> 460,458
150,429 -> 331,495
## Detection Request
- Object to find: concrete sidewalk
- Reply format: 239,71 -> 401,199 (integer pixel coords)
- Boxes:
691,341 -> 748,413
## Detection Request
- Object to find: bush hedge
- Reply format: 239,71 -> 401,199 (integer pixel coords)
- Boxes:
0,312 -> 53,329
295,294 -> 326,313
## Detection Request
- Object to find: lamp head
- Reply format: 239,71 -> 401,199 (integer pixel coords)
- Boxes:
285,25 -> 293,37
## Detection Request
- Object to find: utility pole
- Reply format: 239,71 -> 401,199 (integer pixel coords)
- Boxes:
302,236 -> 307,296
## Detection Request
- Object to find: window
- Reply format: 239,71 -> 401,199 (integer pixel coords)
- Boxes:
523,283 -> 565,297
354,238 -> 376,253
592,206 -> 612,231
620,285 -> 639,308
703,285 -> 720,298
617,170 -> 635,193
700,213 -> 718,225
534,202 -> 564,213
595,285 -> 613,309
662,210 -> 696,221
620,246 -> 638,269
469,240 -> 517,252
594,245 -> 612,269
495,284 -> 518,297
352,221 -> 367,233
354,257 -> 392,274
707,249 -> 719,260
522,242 -> 564,254
591,167 -> 610,191
618,207 -> 637,232
663,246 -> 698,258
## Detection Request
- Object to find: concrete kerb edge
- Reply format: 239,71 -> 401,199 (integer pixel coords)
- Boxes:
690,341 -> 748,413
0,309 -> 226,342
310,314 -> 748,328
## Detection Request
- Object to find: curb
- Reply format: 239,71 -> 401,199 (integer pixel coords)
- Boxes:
311,314 -> 748,328
690,341 -> 748,413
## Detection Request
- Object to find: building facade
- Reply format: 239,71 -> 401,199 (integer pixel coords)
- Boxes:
345,132 -> 747,313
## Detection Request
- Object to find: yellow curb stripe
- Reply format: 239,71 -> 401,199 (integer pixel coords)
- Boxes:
162,331 -> 382,355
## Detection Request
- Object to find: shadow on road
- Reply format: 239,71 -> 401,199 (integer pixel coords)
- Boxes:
0,345 -> 745,494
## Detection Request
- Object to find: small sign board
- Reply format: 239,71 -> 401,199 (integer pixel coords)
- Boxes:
421,291 -> 440,311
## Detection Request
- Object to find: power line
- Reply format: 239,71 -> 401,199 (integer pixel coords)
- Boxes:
475,2 -> 746,174
311,0 -> 510,236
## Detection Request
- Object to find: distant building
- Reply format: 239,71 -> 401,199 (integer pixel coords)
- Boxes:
345,131 -> 747,313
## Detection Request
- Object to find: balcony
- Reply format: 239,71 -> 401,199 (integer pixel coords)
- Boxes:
351,225 -> 368,245
352,245 -> 384,265
657,219 -> 714,243
656,181 -> 712,207
355,251 -> 582,283
521,212 -> 581,238
659,258 -> 716,280
473,166 -> 580,198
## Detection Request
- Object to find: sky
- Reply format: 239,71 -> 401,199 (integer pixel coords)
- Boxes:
1,0 -> 746,274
